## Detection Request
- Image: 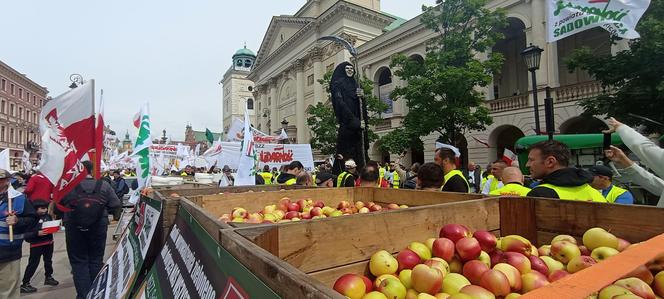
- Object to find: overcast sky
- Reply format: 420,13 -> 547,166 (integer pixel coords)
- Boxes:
0,0 -> 435,141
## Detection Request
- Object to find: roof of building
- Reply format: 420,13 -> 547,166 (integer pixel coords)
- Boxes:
233,46 -> 256,58
192,130 -> 222,143
382,12 -> 407,31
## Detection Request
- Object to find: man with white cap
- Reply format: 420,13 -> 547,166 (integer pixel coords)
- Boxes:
434,148 -> 469,193
337,159 -> 358,187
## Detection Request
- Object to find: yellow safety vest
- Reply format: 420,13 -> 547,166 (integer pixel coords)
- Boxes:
337,171 -> 353,187
536,183 -> 607,202
481,174 -> 494,190
605,185 -> 628,203
490,183 -> 532,197
442,169 -> 470,192
379,167 -> 386,180
488,178 -> 501,193
260,172 -> 273,185
392,171 -> 400,189
284,178 -> 296,185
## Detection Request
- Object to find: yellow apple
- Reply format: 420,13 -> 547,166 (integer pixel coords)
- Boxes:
442,273 -> 471,295
590,246 -> 620,262
409,242 -> 433,261
363,291 -> 389,299
598,285 -> 633,299
370,250 -> 399,276
582,227 -> 619,251
400,269 -> 413,289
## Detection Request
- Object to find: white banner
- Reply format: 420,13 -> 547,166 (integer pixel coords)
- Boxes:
218,142 -> 314,173
547,0 -> 651,42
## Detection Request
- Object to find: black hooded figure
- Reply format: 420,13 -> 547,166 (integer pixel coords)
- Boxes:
330,62 -> 368,174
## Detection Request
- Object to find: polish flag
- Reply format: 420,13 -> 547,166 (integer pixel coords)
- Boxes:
502,148 -> 518,166
39,81 -> 95,208
94,90 -> 104,179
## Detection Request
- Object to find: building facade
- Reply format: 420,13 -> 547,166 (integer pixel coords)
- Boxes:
249,0 -> 628,166
183,124 -> 221,152
221,46 -> 258,133
0,60 -> 47,170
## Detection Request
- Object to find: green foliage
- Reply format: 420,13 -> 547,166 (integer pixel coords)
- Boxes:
383,0 -> 506,148
306,70 -> 388,155
566,1 -> 664,131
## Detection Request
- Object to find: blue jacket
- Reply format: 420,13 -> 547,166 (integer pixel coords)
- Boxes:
0,192 -> 37,262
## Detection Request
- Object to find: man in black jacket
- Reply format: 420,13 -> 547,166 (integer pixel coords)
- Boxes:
20,199 -> 58,293
0,169 -> 37,299
61,161 -> 121,299
112,170 -> 129,199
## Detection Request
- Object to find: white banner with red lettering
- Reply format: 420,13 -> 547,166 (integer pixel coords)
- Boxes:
217,142 -> 314,172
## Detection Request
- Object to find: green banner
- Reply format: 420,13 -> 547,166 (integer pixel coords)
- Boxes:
134,205 -> 280,299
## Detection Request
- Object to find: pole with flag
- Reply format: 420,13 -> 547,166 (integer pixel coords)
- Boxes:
235,106 -> 257,186
94,89 -> 104,179
128,103 -> 151,204
205,128 -> 214,145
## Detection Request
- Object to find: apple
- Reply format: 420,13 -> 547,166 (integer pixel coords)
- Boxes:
653,271 -> 664,297
582,227 -> 619,251
493,263 -> 522,292
501,252 -> 531,274
366,201 -> 376,208
321,206 -> 336,216
578,245 -> 591,256
540,256 -> 564,275
529,246 -> 539,257
498,235 -> 533,256
300,212 -> 312,220
287,202 -> 301,212
449,255 -> 463,273
400,205 -> 409,209
456,237 -> 482,262
231,217 -> 245,223
442,273 -> 471,295
432,238 -> 456,262
397,249 -> 422,271
218,214 -> 230,222
405,289 -> 419,299
361,275 -> 373,293
614,277 -> 656,299
591,246 -> 620,262
296,199 -> 311,210
341,207 -> 353,214
263,213 -> 277,223
374,274 -> 398,290
551,234 -> 577,245
527,255 -> 549,276
617,238 -> 631,252
330,210 -> 344,217
478,251 -> 491,268
262,204 -> 277,214
566,255 -> 596,274
425,258 -> 451,276
334,273 -> 367,299
284,211 -> 299,220
359,207 -> 370,213
363,291 -> 388,299
370,204 -> 383,212
411,264 -> 444,295
277,219 -> 291,223
440,224 -> 472,243
231,207 -> 247,219
370,250 -> 398,276
462,260 -> 489,285
377,277 -> 407,299
550,240 -> 581,264
622,265 -> 654,285
310,207 -> 323,217
278,198 -> 290,211
338,200 -> 351,210
548,269 -> 570,282
479,269 -> 511,296
313,200 -> 325,208
520,271 -> 549,293
473,231 -> 497,253
416,294 -> 438,299
399,269 -> 413,289
459,285 -> 495,299
246,213 -> 263,223
387,203 -> 400,210
538,245 -> 551,256
598,285 -> 633,299
505,293 -> 521,299
489,250 -> 504,267
354,201 -> 365,210
409,242 -> 432,261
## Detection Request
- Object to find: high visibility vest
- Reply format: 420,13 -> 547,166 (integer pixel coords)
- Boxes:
392,171 -> 400,189
284,178 -> 296,185
337,171 -> 353,188
442,170 -> 470,192
488,178 -> 501,193
481,174 -> 494,190
536,183 -> 607,202
605,185 -> 628,203
0,195 -> 26,247
260,172 -> 273,185
379,167 -> 386,181
490,183 -> 531,197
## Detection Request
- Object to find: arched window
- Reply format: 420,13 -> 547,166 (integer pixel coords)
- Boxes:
378,68 -> 392,86
247,98 -> 254,110
244,59 -> 253,68
236,59 -> 243,67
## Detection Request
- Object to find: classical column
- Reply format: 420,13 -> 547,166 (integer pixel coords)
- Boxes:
530,1 -> 548,85
311,47 -> 325,104
269,78 -> 279,134
294,59 -> 307,143
546,42 -> 560,88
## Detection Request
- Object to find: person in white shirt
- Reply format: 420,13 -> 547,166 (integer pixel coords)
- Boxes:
481,160 -> 507,195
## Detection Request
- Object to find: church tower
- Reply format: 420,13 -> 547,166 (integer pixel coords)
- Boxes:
221,45 -> 257,133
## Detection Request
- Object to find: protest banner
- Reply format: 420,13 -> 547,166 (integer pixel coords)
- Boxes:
87,196 -> 162,299
133,205 -> 279,299
217,142 -> 314,172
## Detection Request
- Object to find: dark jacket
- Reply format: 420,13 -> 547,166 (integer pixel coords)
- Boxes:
527,168 -> 594,198
25,213 -> 54,248
276,173 -> 297,184
0,194 -> 37,263
60,177 -> 122,226
113,177 -> 129,199
463,168 -> 482,193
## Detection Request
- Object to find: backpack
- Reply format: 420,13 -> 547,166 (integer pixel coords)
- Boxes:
69,180 -> 106,229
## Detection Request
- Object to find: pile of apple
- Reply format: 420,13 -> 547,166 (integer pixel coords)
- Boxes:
333,224 -> 664,299
217,197 -> 408,224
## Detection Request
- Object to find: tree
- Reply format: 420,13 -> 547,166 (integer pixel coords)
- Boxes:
566,2 -> 664,131
306,71 -> 389,155
380,0 -> 506,152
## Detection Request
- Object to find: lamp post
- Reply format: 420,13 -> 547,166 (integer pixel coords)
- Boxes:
69,73 -> 85,89
521,44 -> 544,135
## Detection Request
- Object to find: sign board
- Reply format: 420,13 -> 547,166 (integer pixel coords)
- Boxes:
218,142 -> 314,172
87,196 -> 162,299
133,206 -> 280,298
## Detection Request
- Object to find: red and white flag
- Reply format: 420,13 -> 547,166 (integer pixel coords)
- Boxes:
502,148 -> 518,166
94,90 -> 104,179
39,81 -> 95,207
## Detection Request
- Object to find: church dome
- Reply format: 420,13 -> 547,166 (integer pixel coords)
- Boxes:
233,46 -> 256,58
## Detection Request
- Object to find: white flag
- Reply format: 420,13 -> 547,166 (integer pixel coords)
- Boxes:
129,103 -> 151,204
502,148 -> 518,166
0,149 -> 10,171
547,0 -> 651,42
235,109 -> 256,186
22,151 -> 32,172
435,142 -> 461,157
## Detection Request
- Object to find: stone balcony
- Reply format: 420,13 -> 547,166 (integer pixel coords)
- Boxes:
487,81 -> 606,113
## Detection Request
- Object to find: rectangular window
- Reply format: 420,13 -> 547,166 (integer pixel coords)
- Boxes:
32,95 -> 36,105
18,130 -> 23,144
18,88 -> 22,99
10,84 -> 14,95
18,107 -> 22,120
26,92 -> 30,102
32,112 -> 36,123
0,100 -> 4,114
307,75 -> 314,86
40,99 -> 43,107
1,79 -> 5,91
0,126 -> 4,142
10,104 -> 14,116
10,128 -> 14,143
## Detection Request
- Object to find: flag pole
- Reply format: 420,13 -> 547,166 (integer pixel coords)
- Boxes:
8,195 -> 13,242
90,79 -> 99,178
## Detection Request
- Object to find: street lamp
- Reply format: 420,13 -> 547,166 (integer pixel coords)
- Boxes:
521,44 -> 544,135
69,73 -> 85,89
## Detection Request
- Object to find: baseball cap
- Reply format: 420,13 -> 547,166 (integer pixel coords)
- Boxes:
345,159 -> 357,168
0,169 -> 10,179
315,172 -> 335,185
589,165 -> 613,177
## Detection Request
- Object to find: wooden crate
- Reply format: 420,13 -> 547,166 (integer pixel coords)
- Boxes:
193,187 -> 484,227
220,197 -> 664,298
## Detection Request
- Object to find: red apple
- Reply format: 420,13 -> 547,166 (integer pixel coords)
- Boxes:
579,245 -> 591,256
440,224 -> 472,243
297,198 -> 312,210
287,202 -> 301,212
369,204 -> 383,212
459,285 -> 495,299
278,198 -> 291,211
548,269 -> 570,282
614,277 -> 656,299
449,255 -> 463,273
340,207 -> 353,214
489,249 -> 505,267
360,275 -> 373,293
333,274 -> 367,299
432,238 -> 455,262
411,264 -> 444,295
310,207 -> 323,217
623,265 -> 654,285
456,237 -> 482,262
479,269 -> 511,296
528,255 -> 549,276
366,201 -> 376,208
473,230 -> 498,253
501,252 -> 531,274
424,258 -> 450,276
462,260 -> 489,285
387,203 -> 400,210
617,238 -> 631,252
338,200 -> 351,210
397,249 -> 422,271
284,211 -> 300,220
566,255 -> 596,274
300,212 -> 312,220
313,200 -> 325,208
493,263 -> 523,292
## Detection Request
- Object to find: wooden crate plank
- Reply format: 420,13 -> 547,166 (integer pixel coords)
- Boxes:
371,188 -> 484,206
263,199 -> 500,273
535,199 -> 664,243
219,229 -> 343,299
179,198 -> 230,243
309,260 -> 371,288
499,197 -> 537,244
